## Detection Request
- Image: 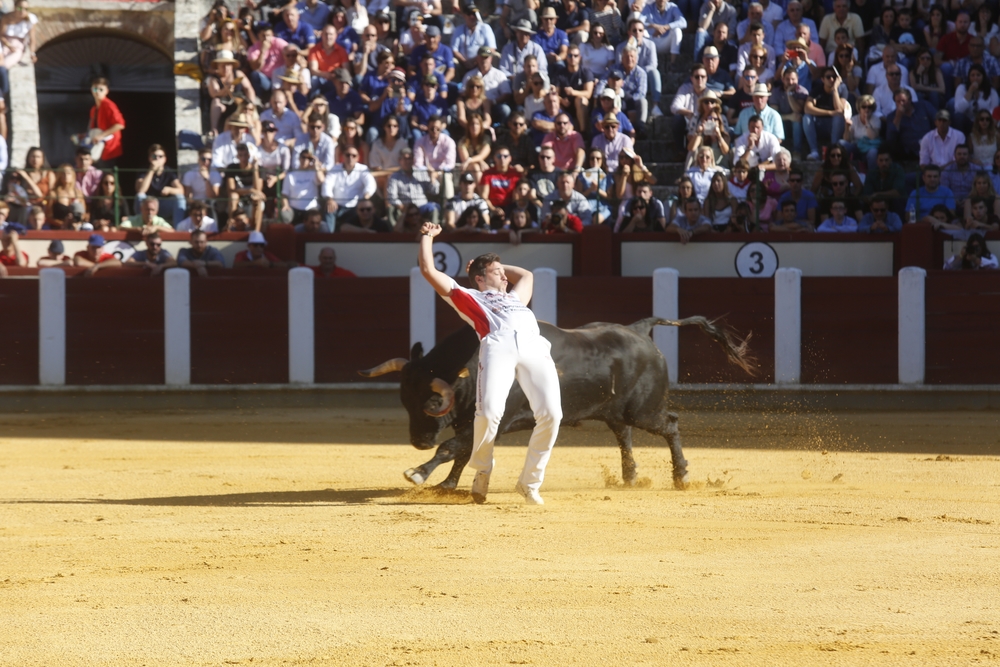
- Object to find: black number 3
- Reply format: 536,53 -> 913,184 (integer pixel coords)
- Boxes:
749,251 -> 764,275
434,251 -> 448,273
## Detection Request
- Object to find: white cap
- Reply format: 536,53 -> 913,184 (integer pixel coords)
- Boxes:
247,231 -> 267,245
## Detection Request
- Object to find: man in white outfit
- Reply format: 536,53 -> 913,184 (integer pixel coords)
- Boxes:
417,222 -> 562,505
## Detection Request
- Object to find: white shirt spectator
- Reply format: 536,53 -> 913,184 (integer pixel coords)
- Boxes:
414,133 -> 458,171
284,169 -> 321,210
866,63 -> 909,91
873,83 -> 918,117
212,132 -> 259,168
669,82 -> 700,117
182,168 -> 223,201
462,66 -> 512,103
294,132 -> 337,172
0,135 -> 8,172
175,215 -> 219,233
919,127 -> 967,168
731,129 -> 782,166
321,164 -> 377,207
686,166 -> 727,202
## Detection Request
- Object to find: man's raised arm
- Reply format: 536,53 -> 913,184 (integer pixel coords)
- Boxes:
418,222 -> 453,297
504,264 -> 534,305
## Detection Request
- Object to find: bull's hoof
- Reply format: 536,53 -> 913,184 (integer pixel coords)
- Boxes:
623,475 -> 638,488
435,479 -> 458,491
403,468 -> 426,486
673,473 -> 691,490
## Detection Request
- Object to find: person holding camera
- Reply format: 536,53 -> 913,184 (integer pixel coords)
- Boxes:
944,232 -> 999,269
685,92 -> 730,169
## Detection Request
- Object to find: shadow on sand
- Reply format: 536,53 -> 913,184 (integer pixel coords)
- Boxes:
1,486 -> 475,507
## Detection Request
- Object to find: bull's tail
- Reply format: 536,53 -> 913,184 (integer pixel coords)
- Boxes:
633,316 -> 757,376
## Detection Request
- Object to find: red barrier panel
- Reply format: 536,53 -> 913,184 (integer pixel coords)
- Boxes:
65,278 -> 164,384
557,277 -> 652,328
679,278 -> 774,383
926,271 -> 1000,384
315,277 -> 410,381
801,277 -> 897,384
190,278 -> 288,384
0,280 -> 39,384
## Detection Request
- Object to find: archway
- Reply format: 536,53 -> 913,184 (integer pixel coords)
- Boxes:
35,29 -> 175,182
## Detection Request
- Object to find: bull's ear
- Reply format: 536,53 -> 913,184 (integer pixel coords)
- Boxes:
410,342 -> 424,361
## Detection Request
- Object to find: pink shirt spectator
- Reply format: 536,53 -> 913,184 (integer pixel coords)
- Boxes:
541,131 -> 585,171
414,133 -> 457,171
76,166 -> 103,197
248,37 -> 289,78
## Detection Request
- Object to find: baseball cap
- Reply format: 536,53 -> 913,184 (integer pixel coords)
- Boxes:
608,69 -> 624,80
49,239 -> 64,254
390,67 -> 407,80
600,88 -> 616,99
423,74 -> 439,86
247,231 -> 267,245
752,83 -> 770,96
620,146 -> 636,160
88,234 -> 106,247
334,68 -> 352,83
478,45 -> 494,58
426,25 -> 441,37
936,109 -> 950,120
261,120 -> 277,132
461,172 -> 476,183
703,46 -> 719,58
463,2 -> 477,14
400,146 -> 414,156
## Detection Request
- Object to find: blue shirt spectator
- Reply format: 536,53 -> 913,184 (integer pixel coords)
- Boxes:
411,94 -> 448,129
615,37 -> 658,72
591,107 -> 635,135
360,72 -> 390,101
407,71 -> 446,99
906,184 -> 956,220
619,66 -> 647,102
533,27 -> 570,56
858,210 -> 903,233
779,188 -> 819,221
275,18 -> 316,50
641,2 -> 687,32
772,18 -> 818,52
409,42 -> 455,75
531,108 -> 559,144
337,26 -> 359,53
323,85 -> 367,123
178,245 -> 226,267
451,15 -> 497,62
296,0 -> 331,32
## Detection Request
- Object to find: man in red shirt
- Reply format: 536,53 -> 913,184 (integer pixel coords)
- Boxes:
541,112 -> 585,171
312,247 -> 356,277
87,77 -> 125,165
308,25 -> 349,85
938,11 -> 972,66
0,224 -> 28,276
479,148 -> 521,226
73,234 -> 122,277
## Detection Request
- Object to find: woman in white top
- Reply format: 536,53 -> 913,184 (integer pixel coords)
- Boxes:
580,24 -> 615,78
969,5 -> 1000,56
368,116 -> 405,195
1,0 -> 37,68
969,110 -> 1000,166
954,64 -> 999,128
685,147 -> 728,203
258,121 -> 291,209
840,93 -> 881,173
339,0 -> 369,33
522,72 -> 550,123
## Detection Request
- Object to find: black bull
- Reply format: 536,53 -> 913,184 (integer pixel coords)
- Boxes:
359,317 -> 754,490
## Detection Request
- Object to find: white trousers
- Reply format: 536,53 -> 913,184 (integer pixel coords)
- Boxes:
469,330 -> 562,491
651,29 -> 683,56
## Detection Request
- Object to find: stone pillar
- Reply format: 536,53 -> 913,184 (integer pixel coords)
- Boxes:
288,267 -> 315,384
774,267 -> 802,384
164,268 -> 191,386
531,267 -> 557,325
898,266 -> 926,384
39,268 -> 65,385
652,268 -> 679,385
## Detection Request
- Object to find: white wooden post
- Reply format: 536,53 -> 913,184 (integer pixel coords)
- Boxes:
774,267 -> 802,384
652,268 -> 680,385
38,268 -> 66,386
288,267 -> 315,384
532,267 -> 558,325
164,268 -> 191,386
410,265 -> 436,353
898,266 -> 926,384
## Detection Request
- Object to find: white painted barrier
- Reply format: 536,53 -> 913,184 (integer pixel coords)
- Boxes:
38,268 -> 66,385
164,269 -> 191,386
288,267 -> 315,384
898,266 -> 926,384
774,267 -> 802,384
410,265 -> 436,353
652,268 -> 680,385
532,267 -> 558,325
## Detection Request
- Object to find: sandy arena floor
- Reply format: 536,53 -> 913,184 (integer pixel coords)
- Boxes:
2,407 -> 1000,666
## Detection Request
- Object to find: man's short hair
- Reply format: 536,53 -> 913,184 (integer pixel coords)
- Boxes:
188,201 -> 207,214
781,200 -> 797,210
923,164 -> 941,174
146,232 -> 162,243
191,229 -> 208,239
376,50 -> 393,64
468,253 -> 502,283
75,147 -> 93,158
91,76 -> 110,88
148,143 -> 165,157
748,114 -> 763,126
834,27 -> 849,37
748,22 -> 764,33
691,63 -> 707,76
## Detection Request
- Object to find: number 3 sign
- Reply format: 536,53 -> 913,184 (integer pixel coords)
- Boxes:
734,242 -> 778,278
432,242 -> 463,278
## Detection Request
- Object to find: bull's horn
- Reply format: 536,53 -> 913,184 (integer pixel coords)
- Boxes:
457,368 -> 470,379
358,358 -> 408,377
424,378 -> 455,417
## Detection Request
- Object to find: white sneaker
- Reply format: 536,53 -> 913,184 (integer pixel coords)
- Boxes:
806,151 -> 821,161
515,482 -> 544,505
650,105 -> 663,118
471,470 -> 490,504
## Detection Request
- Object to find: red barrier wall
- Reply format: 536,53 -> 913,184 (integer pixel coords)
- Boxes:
926,272 -> 1000,384
65,278 -> 165,384
801,277 -> 898,384
190,278 -> 288,384
315,278 -> 409,381
0,281 -> 39,385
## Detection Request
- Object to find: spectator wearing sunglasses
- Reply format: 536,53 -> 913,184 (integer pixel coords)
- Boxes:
126,233 -> 176,276
858,196 -> 903,233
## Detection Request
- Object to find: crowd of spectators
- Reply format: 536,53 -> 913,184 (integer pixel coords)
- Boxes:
4,0 -> 1000,253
